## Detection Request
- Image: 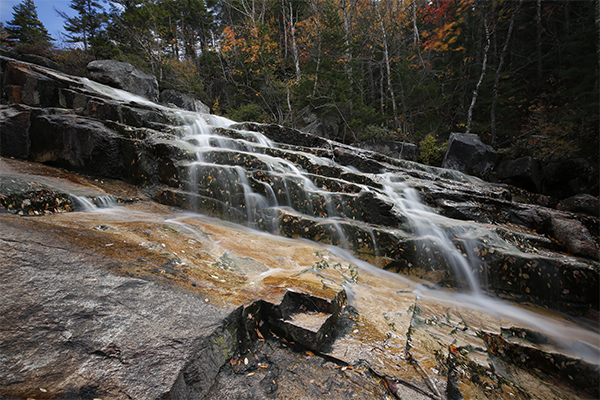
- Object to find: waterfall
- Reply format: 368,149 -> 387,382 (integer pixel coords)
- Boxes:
379,173 -> 482,295
71,195 -> 118,211
174,109 -> 485,293
76,77 -> 558,300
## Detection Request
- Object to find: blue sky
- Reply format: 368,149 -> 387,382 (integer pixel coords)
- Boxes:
1,0 -> 76,44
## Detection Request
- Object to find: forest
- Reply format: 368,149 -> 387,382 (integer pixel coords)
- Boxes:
1,0 -> 598,167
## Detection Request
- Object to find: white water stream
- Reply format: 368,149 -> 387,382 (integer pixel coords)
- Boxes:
79,79 -> 599,365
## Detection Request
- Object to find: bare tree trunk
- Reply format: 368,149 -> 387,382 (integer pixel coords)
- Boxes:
466,19 -> 491,134
289,2 -> 300,81
306,0 -> 322,97
375,1 -> 398,126
340,0 -> 353,77
536,0 -> 542,90
282,0 -> 288,58
491,1 -> 521,145
380,64 -> 385,116
412,0 -> 419,45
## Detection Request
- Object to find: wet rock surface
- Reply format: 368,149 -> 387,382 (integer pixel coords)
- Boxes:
352,140 -> 418,162
1,158 -> 598,400
160,89 -> 210,114
0,214 -> 234,400
1,55 -> 599,399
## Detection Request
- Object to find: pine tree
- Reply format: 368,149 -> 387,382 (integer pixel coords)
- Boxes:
57,0 -> 108,54
5,0 -> 53,50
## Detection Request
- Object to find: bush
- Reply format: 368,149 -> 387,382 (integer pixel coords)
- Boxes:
418,133 -> 447,166
161,58 -> 205,99
226,103 -> 268,123
356,125 -> 396,142
53,48 -> 93,76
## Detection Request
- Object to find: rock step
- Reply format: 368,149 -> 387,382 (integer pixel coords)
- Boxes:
156,186 -> 599,313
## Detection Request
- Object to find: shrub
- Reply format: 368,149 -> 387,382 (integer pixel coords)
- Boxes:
418,133 -> 447,166
226,103 -> 267,123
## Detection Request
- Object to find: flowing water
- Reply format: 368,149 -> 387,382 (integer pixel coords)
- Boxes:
79,79 -> 599,365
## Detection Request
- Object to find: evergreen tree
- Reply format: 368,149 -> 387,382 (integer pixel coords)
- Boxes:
57,0 -> 108,54
5,0 -> 54,50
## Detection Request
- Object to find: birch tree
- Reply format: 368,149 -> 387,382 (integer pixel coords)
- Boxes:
466,15 -> 490,134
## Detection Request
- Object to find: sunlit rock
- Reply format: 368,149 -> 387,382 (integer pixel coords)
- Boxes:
87,60 -> 159,100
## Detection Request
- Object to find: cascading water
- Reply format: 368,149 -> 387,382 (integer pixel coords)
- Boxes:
379,173 -> 482,295
79,77 -> 587,307
71,195 -> 119,211
70,78 -> 600,373
175,110 -> 488,292
83,76 -> 485,292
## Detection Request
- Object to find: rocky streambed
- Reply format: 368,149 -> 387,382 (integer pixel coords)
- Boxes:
1,55 -> 599,399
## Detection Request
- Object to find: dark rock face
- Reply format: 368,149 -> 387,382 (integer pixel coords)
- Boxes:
542,157 -> 599,199
352,140 -> 418,161
558,194 -> 599,217
87,60 -> 159,100
0,105 -> 31,158
442,132 -> 497,178
2,60 -> 71,107
159,89 -> 210,114
0,49 -> 64,71
496,156 -> 542,193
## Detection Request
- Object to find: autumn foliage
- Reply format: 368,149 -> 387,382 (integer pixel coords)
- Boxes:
2,0 -> 597,166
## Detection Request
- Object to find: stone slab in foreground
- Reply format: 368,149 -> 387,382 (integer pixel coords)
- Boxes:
0,217 -> 236,400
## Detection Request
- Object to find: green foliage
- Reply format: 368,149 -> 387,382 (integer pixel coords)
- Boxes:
356,125 -> 396,142
4,0 -> 53,51
161,58 -> 205,99
226,103 -> 268,123
57,0 -> 108,55
517,94 -> 580,161
418,133 -> 447,166
53,48 -> 94,76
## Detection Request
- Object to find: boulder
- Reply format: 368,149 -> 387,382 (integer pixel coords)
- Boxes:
0,105 -> 31,159
557,194 -> 600,217
542,158 -> 599,199
87,60 -> 159,100
297,107 -> 344,141
352,140 -> 418,161
159,89 -> 210,114
550,215 -> 599,260
442,132 -> 497,178
496,156 -> 542,193
304,116 -> 340,140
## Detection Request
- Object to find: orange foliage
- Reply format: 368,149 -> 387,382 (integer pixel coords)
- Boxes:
221,24 -> 279,74
420,0 -> 471,53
